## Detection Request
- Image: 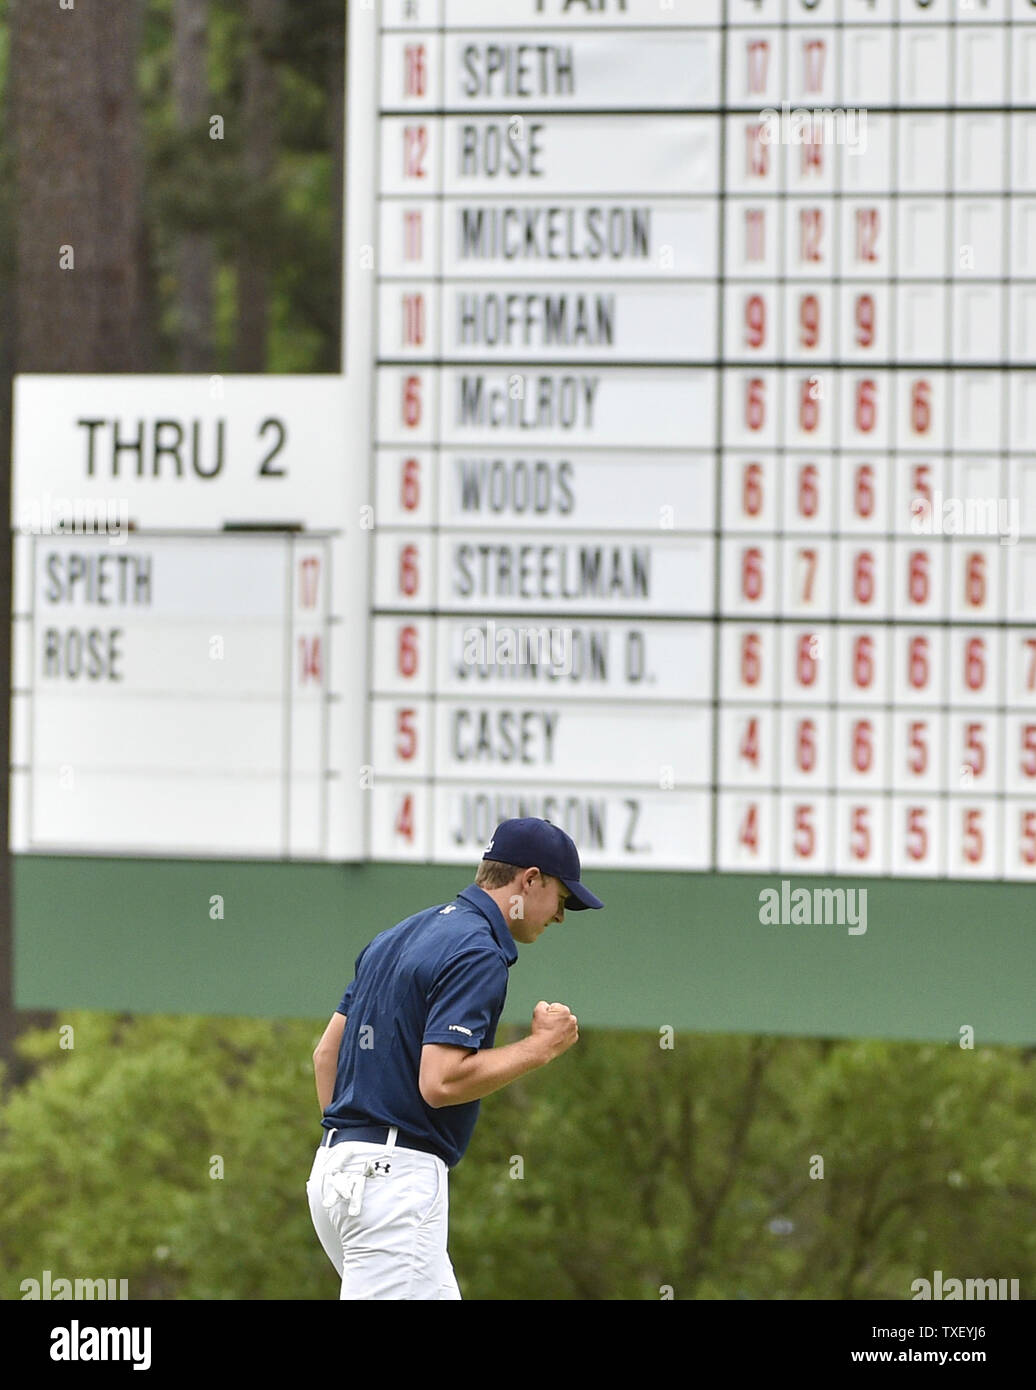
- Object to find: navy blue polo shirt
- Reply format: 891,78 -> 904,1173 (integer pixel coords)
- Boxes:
322,884 -> 519,1168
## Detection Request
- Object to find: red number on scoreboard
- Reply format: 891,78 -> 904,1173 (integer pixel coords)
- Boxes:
399,544 -> 419,597
398,624 -> 419,678
906,807 -> 928,861
797,718 -> 816,772
395,794 -> 415,842
854,463 -> 874,518
746,123 -> 769,178
909,635 -> 930,689
1022,811 -> 1036,865
798,632 -> 817,686
743,461 -> 763,516
855,294 -> 875,348
852,718 -> 873,772
740,717 -> 760,767
853,550 -> 875,604
798,463 -> 819,517
910,463 -> 931,507
965,637 -> 986,692
908,550 -> 929,605
965,552 -> 986,607
299,636 -> 323,684
803,39 -> 826,95
856,379 -> 877,433
402,375 -> 422,428
741,632 -> 761,686
745,294 -> 766,348
402,292 -> 425,347
404,44 -> 427,98
739,803 -> 759,851
742,547 -> 764,600
794,805 -> 815,858
856,208 -> 879,263
851,806 -> 870,860
964,722 -> 986,778
403,210 -> 423,261
396,709 -> 417,760
799,548 -> 817,603
801,208 -> 823,262
908,720 -> 928,775
800,294 -> 820,349
963,808 -> 983,864
746,377 -> 766,431
853,634 -> 873,689
403,125 -> 428,179
299,556 -> 321,609
1022,724 -> 1036,778
800,377 -> 820,432
746,39 -> 770,95
912,379 -> 931,435
400,457 -> 421,510
801,130 -> 823,177
745,208 -> 765,262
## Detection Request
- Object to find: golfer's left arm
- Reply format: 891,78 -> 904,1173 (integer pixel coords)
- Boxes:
313,1011 -> 347,1112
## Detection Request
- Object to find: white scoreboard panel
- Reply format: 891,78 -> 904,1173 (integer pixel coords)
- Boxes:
10,377 -> 367,859
361,0 -> 1036,877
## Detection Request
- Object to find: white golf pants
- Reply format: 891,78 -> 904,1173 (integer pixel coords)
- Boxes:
307,1128 -> 462,1300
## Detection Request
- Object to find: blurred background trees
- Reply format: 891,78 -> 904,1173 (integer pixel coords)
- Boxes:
1,1014 -> 1033,1300
1,0 -> 343,379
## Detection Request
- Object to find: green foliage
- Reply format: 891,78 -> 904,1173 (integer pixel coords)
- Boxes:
1,1015 -> 1033,1300
447,1031 -> 1036,1301
0,1012 -> 330,1300
139,0 -> 342,372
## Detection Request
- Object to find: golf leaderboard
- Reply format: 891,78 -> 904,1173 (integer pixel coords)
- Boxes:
8,0 -> 1036,886
369,0 -> 1036,877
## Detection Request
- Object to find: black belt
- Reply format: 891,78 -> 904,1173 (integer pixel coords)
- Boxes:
321,1124 -> 442,1159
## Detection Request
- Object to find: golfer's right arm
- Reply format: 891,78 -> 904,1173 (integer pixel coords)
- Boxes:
419,1001 -> 578,1108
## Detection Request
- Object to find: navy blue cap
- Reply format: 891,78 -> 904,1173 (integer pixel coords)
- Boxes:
481,818 -> 603,911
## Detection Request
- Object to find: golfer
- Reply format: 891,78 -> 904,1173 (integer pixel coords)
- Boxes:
307,816 -> 604,1299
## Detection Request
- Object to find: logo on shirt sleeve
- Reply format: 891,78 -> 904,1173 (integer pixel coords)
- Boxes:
439,905 -> 457,915
448,1024 -> 473,1036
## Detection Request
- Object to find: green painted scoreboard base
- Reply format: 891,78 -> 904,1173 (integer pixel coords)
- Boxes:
12,856 -> 1033,1044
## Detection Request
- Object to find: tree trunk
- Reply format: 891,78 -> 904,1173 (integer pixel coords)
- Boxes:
327,2 -> 344,367
175,0 -> 215,371
2,0 -> 148,1075
235,0 -> 282,372
11,0 -> 148,371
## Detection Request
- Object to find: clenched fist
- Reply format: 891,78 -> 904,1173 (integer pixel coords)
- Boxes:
531,999 -> 579,1061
